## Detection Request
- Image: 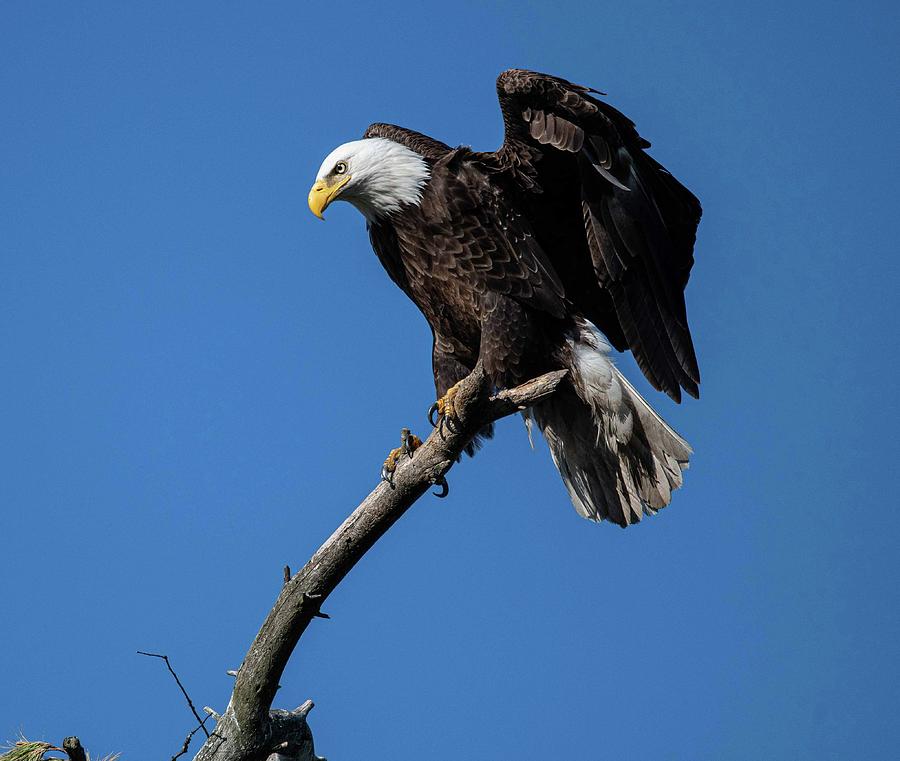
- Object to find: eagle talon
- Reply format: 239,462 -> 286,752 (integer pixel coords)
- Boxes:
429,382 -> 462,436
438,414 -> 459,439
381,446 -> 402,487
382,428 -> 423,487
381,456 -> 398,486
431,476 -> 449,498
400,427 -> 422,458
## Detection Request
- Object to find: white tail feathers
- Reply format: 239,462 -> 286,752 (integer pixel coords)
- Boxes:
532,321 -> 691,527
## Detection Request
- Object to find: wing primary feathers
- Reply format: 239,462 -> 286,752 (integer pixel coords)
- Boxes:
583,138 -> 630,191
490,69 -> 702,400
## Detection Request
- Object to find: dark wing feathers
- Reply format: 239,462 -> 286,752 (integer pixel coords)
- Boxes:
528,109 -> 586,153
363,123 -> 568,322
493,69 -> 701,401
396,150 -> 568,321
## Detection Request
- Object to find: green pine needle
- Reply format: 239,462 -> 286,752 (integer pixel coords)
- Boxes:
0,741 -> 62,761
0,740 -> 119,761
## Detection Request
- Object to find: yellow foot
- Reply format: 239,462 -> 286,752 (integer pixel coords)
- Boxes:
428,381 -> 462,433
381,427 -> 423,485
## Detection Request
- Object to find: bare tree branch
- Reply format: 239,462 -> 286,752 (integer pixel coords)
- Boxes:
192,364 -> 568,761
137,652 -> 210,738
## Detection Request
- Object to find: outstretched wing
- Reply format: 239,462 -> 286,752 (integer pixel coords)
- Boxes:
491,69 -> 702,402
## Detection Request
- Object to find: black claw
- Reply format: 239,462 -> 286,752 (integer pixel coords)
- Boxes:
438,414 -> 457,436
431,476 -> 449,498
432,400 -> 460,438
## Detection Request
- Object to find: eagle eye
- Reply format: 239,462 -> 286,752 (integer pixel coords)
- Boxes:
334,161 -> 348,175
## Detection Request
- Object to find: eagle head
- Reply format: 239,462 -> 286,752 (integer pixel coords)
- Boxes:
308,137 -> 430,221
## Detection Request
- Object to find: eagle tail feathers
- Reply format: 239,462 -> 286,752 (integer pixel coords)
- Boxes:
531,320 -> 690,527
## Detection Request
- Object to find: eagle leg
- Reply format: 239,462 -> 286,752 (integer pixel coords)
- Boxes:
428,381 -> 462,435
380,427 -> 423,486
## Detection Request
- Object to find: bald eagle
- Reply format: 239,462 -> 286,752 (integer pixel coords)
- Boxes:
308,69 -> 701,527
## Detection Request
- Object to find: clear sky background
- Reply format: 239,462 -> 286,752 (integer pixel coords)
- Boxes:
2,2 -> 897,759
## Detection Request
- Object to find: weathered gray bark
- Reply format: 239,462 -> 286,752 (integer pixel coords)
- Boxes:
192,364 -> 567,761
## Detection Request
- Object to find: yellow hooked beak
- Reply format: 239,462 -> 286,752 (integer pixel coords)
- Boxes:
308,175 -> 351,219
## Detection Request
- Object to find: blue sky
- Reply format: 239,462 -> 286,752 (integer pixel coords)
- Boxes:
1,1 -> 897,758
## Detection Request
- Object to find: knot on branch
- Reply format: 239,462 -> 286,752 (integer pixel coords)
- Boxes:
300,591 -> 330,619
62,738 -> 86,761
266,701 -> 323,761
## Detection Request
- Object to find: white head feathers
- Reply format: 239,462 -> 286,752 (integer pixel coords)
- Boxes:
314,137 -> 430,221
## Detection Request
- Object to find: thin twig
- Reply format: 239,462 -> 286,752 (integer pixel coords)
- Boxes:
170,716 -> 211,761
137,651 -> 210,738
